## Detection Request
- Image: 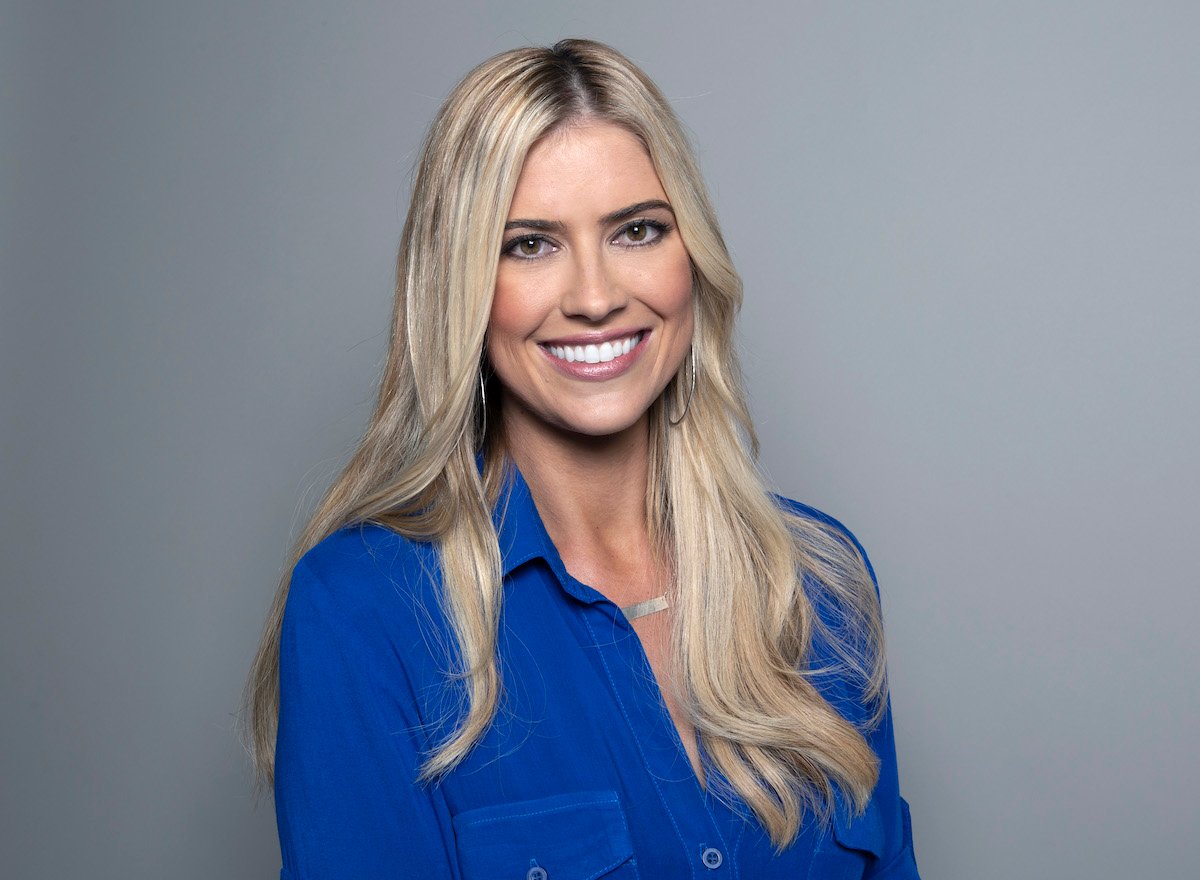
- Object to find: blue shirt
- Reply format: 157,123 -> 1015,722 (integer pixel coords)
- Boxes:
275,461 -> 920,879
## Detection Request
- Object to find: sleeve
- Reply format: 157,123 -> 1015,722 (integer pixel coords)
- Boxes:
863,695 -> 920,879
784,497 -> 920,877
274,557 -> 462,880
845,530 -> 919,879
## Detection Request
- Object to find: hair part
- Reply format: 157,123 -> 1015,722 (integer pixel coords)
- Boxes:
242,37 -> 885,850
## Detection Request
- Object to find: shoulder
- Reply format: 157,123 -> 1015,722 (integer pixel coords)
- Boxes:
295,523 -> 438,598
770,493 -> 879,590
284,523 -> 447,645
773,494 -> 887,725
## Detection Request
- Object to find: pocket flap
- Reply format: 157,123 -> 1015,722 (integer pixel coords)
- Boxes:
830,798 -> 885,857
452,790 -> 634,880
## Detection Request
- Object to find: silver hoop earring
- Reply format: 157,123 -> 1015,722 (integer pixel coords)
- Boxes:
477,371 -> 488,441
668,345 -> 696,426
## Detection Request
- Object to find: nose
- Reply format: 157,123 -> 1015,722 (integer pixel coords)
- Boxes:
560,247 -> 628,322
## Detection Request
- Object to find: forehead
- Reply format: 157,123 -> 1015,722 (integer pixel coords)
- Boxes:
507,121 -> 667,216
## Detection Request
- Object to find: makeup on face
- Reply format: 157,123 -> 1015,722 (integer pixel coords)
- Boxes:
487,121 -> 695,440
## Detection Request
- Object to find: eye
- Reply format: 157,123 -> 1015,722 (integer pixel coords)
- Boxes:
614,219 -> 670,247
503,234 -> 556,260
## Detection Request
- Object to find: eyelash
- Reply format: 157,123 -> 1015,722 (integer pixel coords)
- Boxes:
501,219 -> 673,260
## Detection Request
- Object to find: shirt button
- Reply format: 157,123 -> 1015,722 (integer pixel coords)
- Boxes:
526,867 -> 548,880
701,846 -> 723,869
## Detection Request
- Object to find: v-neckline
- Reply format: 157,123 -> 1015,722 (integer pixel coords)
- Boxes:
624,600 -> 705,787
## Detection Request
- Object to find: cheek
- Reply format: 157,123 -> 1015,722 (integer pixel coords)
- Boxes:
487,274 -> 550,374
655,252 -> 696,321
488,276 -> 537,344
488,278 -> 520,336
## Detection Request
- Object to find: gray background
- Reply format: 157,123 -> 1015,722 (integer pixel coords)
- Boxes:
3,1 -> 1197,877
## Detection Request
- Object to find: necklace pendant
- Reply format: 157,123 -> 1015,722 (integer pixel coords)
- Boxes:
620,595 -> 669,621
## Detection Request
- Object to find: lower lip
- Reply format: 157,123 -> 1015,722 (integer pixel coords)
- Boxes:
539,333 -> 650,381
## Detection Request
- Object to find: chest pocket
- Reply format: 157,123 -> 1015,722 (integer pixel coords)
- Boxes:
452,790 -> 639,880
807,799 -> 884,880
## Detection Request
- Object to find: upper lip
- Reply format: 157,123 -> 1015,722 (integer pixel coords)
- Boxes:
538,328 -> 648,346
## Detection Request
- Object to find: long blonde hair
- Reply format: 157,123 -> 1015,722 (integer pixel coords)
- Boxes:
243,38 -> 885,850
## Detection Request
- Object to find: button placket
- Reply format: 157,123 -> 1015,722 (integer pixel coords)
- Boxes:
584,603 -> 735,878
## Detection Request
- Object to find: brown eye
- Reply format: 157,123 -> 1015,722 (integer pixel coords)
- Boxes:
518,238 -> 540,256
615,220 -> 666,247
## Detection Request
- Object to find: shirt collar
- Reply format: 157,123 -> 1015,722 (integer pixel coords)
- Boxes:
491,456 -> 556,576
480,452 -> 609,606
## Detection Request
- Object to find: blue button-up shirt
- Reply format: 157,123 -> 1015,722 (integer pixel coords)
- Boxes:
275,462 -> 919,878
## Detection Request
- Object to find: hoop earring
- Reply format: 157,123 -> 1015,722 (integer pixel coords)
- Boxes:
668,345 -> 696,426
477,371 -> 488,442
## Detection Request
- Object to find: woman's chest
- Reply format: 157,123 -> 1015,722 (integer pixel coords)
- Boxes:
627,609 -> 706,785
413,572 -> 869,880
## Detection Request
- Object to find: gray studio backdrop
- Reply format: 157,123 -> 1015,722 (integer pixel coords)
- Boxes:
3,2 -> 1197,878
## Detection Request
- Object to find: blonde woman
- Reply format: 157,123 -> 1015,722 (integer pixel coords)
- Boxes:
245,38 -> 920,879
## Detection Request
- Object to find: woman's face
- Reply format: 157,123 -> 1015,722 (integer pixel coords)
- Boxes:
487,120 -> 695,443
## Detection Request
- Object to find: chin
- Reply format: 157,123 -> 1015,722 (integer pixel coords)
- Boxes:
558,418 -> 641,440
548,405 -> 649,439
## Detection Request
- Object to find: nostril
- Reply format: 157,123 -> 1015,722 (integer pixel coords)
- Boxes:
564,286 -> 629,320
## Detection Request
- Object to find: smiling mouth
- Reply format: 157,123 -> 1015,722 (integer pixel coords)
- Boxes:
542,332 -> 645,364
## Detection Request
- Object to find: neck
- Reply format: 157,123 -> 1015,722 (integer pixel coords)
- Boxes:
504,414 -> 650,538
498,403 -> 661,597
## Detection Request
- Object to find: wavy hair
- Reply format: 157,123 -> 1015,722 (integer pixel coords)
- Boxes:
243,38 -> 885,849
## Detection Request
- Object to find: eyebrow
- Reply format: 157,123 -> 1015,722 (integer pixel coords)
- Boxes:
503,199 -> 674,232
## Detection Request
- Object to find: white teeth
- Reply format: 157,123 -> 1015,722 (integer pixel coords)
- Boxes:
545,332 -> 642,365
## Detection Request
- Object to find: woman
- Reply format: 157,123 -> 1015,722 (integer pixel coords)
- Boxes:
245,38 -> 919,879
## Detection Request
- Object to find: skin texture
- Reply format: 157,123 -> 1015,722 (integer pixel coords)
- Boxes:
488,120 -> 695,443
488,121 -> 705,782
